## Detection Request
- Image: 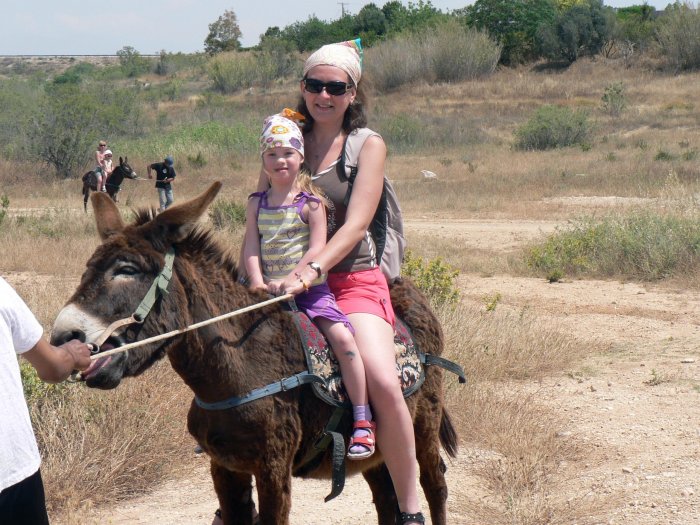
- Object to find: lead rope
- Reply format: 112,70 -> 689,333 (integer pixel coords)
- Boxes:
87,293 -> 294,361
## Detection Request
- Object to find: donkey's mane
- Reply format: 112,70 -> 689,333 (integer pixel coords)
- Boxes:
131,207 -> 241,281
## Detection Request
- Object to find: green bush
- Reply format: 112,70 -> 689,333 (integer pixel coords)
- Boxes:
209,199 -> 247,231
526,211 -> 700,281
0,194 -> 8,228
601,82 -> 626,117
656,2 -> 700,71
422,21 -> 501,82
401,250 -> 460,306
514,105 -> 592,150
208,52 -> 260,93
207,48 -> 300,93
367,21 -> 501,91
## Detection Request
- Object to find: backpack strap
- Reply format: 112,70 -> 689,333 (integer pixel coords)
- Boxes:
339,129 -> 388,261
340,129 -> 377,207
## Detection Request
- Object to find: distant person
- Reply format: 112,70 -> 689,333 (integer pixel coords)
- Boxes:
146,155 -> 176,211
0,277 -> 92,525
94,140 -> 108,192
101,150 -> 115,192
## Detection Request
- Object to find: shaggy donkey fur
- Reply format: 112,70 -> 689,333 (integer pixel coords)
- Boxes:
52,183 -> 458,525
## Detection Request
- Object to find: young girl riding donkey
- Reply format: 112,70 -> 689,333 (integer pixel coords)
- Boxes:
243,111 -> 376,461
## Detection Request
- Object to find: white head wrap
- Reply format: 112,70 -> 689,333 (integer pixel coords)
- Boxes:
302,38 -> 363,86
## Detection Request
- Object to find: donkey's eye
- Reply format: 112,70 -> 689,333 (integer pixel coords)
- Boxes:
113,262 -> 141,277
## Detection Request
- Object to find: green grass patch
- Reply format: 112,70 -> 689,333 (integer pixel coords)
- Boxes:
526,211 -> 700,281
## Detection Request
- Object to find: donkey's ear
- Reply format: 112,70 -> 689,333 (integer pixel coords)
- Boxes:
91,192 -> 125,241
119,156 -> 124,164
153,182 -> 223,243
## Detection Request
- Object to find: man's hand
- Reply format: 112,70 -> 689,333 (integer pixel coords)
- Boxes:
62,339 -> 92,371
23,339 -> 93,384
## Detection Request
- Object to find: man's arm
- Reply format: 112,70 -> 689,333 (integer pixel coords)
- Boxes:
22,338 -> 92,384
146,163 -> 153,179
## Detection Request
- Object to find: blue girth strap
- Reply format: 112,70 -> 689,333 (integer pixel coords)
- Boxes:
194,372 -> 326,410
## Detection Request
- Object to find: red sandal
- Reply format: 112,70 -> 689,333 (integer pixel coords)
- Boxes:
347,419 -> 376,460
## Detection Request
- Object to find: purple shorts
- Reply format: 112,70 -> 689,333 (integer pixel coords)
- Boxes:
295,281 -> 355,335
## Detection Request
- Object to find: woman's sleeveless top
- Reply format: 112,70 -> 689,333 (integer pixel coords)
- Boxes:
253,191 -> 320,281
310,128 -> 381,274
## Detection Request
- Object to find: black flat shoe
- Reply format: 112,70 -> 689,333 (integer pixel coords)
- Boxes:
400,511 -> 425,524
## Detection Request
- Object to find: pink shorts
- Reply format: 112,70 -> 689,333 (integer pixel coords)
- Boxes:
327,267 -> 395,327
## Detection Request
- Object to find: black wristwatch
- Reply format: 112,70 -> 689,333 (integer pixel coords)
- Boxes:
307,262 -> 322,278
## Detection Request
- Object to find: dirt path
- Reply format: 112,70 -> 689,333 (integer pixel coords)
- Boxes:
57,218 -> 700,525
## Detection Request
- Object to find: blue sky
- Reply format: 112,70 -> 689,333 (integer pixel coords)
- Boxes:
0,0 -> 674,55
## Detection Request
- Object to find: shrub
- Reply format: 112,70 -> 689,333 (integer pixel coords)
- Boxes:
207,48 -> 300,93
514,105 -> 592,150
366,21 -> 501,91
0,194 -> 8,228
656,2 -> 700,72
209,199 -> 246,231
422,21 -> 501,82
601,82 -> 626,117
208,52 -> 258,93
401,250 -> 460,307
526,211 -> 700,281
365,34 -> 424,91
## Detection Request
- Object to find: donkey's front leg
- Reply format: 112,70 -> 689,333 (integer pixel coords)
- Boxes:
211,460 -> 258,525
363,463 -> 400,525
254,462 -> 293,525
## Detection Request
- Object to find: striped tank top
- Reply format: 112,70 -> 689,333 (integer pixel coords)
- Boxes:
253,191 -> 320,281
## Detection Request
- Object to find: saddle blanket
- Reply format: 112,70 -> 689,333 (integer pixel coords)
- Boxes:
290,310 -> 424,407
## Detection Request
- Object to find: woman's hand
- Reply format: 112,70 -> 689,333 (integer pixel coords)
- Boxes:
267,279 -> 286,296
275,270 -> 311,297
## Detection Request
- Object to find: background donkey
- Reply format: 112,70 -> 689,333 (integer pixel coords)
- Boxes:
81,156 -> 138,211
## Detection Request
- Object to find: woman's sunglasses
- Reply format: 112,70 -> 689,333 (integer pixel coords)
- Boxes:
303,78 -> 352,96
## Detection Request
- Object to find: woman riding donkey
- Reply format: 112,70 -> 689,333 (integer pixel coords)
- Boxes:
243,110 -> 376,462
229,38 -> 426,525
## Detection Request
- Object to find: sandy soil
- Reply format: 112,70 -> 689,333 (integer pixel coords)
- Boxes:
52,214 -> 700,525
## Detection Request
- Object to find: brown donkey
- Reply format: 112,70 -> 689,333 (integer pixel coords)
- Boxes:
51,183 -> 458,524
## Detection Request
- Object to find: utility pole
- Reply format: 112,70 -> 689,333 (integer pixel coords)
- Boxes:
338,2 -> 349,17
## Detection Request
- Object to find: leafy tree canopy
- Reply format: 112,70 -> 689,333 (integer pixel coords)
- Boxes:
205,9 -> 242,54
466,0 -> 558,64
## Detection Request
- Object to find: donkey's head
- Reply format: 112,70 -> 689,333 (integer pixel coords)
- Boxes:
118,156 -> 138,180
51,182 -> 222,389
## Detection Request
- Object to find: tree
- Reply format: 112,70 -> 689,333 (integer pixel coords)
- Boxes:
116,46 -> 150,77
204,9 -> 242,54
466,0 -> 557,64
354,3 -> 387,45
615,4 -> 657,50
536,0 -> 615,63
28,83 -> 141,179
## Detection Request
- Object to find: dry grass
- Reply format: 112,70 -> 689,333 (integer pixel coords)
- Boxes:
439,301 -> 607,523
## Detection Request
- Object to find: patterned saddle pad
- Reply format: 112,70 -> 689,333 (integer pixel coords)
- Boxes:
290,310 -> 425,407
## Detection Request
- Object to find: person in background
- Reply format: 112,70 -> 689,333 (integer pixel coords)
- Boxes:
95,140 -> 108,192
101,150 -> 115,192
146,155 -> 176,211
0,277 -> 92,525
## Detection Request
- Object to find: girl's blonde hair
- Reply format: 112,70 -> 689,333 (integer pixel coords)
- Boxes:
296,168 -> 329,208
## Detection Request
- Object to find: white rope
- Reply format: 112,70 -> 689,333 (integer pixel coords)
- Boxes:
90,293 -> 293,361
